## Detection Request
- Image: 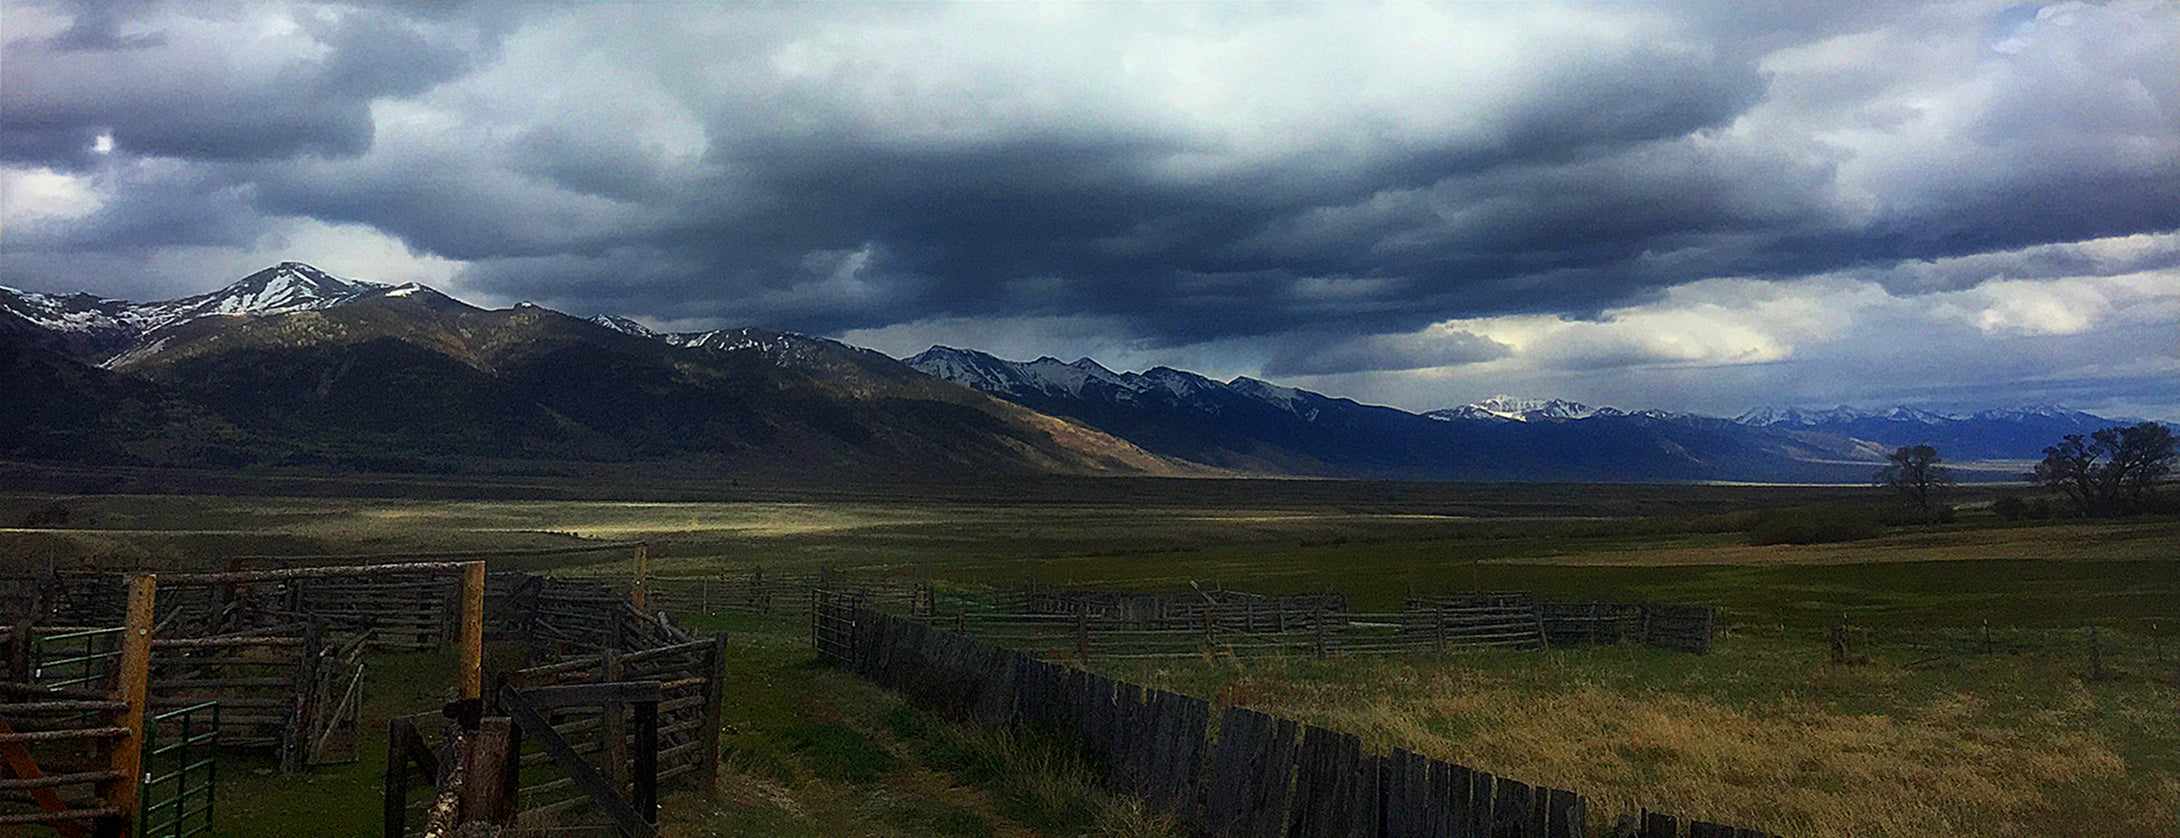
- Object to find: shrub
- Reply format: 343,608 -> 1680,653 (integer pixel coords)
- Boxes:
1992,493 -> 2029,521
1748,504 -> 1884,545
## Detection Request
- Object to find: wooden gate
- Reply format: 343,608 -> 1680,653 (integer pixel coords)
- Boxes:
811,587 -> 861,666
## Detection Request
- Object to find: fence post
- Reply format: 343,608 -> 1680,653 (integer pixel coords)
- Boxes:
461,561 -> 486,702
2088,627 -> 2109,680
460,716 -> 520,829
383,719 -> 411,838
1436,604 -> 1447,652
104,573 -> 156,831
1313,601 -> 1328,660
604,648 -> 629,794
632,544 -> 651,613
700,634 -> 727,791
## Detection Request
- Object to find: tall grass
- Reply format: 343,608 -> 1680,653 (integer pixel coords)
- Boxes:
1096,629 -> 2180,838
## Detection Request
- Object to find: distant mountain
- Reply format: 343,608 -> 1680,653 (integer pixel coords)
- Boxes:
1731,403 -> 2116,460
0,312 -> 250,465
6,263 -> 2142,482
906,346 -> 1879,482
1425,396 -> 1613,423
2,264 -> 1190,477
1,262 -> 400,367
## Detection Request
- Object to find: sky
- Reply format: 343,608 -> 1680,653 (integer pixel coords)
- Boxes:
3,1 -> 2176,420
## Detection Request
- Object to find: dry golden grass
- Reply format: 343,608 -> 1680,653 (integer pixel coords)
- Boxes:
1106,635 -> 2180,838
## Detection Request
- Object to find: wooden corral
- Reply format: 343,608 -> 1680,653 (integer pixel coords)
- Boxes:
0,576 -> 155,837
386,573 -> 724,838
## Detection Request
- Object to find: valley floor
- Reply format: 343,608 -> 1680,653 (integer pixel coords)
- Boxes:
1,470 -> 2173,837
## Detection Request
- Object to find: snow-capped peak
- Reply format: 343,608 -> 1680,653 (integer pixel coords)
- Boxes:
588,314 -> 659,338
122,262 -> 390,330
1431,396 -> 1601,422
1,262 -> 429,365
1734,405 -> 1870,426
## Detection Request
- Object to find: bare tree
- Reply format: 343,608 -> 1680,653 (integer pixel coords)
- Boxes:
2031,422 -> 2177,517
1876,444 -> 1952,523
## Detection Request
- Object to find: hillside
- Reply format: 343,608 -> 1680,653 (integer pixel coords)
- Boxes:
2,266 -> 1191,478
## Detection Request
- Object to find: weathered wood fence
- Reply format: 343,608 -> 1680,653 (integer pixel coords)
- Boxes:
938,588 -> 1718,660
820,601 -> 1781,838
0,577 -> 155,837
386,573 -> 724,838
557,568 -> 925,617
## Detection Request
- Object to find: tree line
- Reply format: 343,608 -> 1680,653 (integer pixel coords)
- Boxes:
1878,421 -> 2176,521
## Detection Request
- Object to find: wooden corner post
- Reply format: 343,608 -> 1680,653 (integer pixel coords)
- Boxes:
461,561 -> 486,701
105,573 -> 157,825
632,543 -> 651,613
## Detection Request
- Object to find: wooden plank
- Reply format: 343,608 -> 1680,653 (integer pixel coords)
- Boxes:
699,635 -> 725,790
1349,753 -> 1383,838
1383,748 -> 1413,837
1245,715 -> 1299,837
1544,788 -> 1581,838
520,680 -> 664,709
1493,777 -> 1535,838
1440,760 -> 1474,838
1288,726 -> 1337,838
1203,706 -> 1262,836
0,716 -> 89,838
1467,770 -> 1494,838
1642,811 -> 1677,838
634,698 -> 659,824
383,719 -> 415,838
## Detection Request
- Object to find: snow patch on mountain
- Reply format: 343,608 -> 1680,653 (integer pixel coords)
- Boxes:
588,314 -> 660,338
1734,404 -> 2103,426
907,346 -> 1328,418
1429,396 -> 1603,422
1,262 -> 431,366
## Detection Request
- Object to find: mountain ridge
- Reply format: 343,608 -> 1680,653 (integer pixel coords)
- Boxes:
1,264 -> 1197,478
1,263 -> 2147,481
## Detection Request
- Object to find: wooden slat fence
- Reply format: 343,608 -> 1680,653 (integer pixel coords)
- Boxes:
0,625 -> 134,836
933,592 -> 1717,660
831,605 -> 1781,838
555,568 -> 927,618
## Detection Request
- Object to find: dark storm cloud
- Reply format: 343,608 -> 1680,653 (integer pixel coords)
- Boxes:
1,1 -> 477,169
2,0 -> 2175,420
1262,330 -> 1511,377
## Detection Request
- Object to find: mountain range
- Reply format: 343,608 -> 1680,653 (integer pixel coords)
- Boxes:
0,263 -> 1187,477
1,263 -> 2137,482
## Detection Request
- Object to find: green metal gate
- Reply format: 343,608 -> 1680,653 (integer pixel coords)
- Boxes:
30,626 -> 123,692
140,701 -> 218,838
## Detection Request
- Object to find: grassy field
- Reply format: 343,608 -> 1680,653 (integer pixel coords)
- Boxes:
1,467 -> 2174,837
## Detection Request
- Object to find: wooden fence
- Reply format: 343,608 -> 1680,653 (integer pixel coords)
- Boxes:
932,589 -> 1719,661
387,573 -> 724,838
501,636 -> 724,832
0,577 -> 154,837
555,568 -> 926,617
823,603 -> 1781,838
